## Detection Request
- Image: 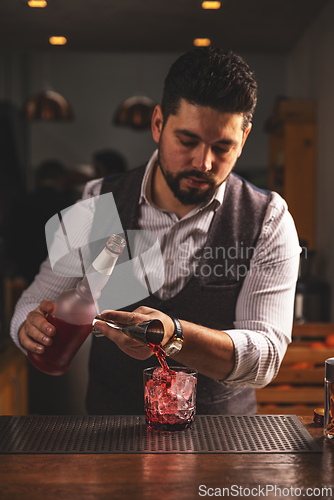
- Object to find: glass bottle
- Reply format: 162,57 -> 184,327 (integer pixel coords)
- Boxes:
28,234 -> 126,376
324,357 -> 334,441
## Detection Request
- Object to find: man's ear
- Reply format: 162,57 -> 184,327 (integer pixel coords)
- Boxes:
237,122 -> 252,158
151,105 -> 164,144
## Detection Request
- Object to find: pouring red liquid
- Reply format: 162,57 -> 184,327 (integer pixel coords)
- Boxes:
148,342 -> 170,371
145,343 -> 197,431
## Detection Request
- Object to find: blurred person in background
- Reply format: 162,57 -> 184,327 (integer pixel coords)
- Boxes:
92,149 -> 127,178
8,160 -> 73,285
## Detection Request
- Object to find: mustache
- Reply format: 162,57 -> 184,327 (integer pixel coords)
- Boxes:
177,169 -> 215,183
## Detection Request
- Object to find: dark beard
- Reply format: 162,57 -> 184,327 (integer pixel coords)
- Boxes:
158,153 -> 220,206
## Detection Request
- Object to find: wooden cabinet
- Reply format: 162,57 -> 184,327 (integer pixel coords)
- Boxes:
256,323 -> 334,415
0,340 -> 28,415
267,99 -> 316,249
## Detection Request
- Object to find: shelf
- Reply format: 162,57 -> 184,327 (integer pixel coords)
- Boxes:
0,340 -> 28,415
267,99 -> 316,249
256,322 -> 334,415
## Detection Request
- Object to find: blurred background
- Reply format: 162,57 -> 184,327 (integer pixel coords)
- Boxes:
0,0 -> 333,416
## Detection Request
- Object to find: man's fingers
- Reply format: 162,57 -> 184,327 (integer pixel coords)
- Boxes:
38,299 -> 56,316
99,309 -> 147,325
21,300 -> 56,354
20,328 -> 46,353
26,309 -> 56,337
18,321 -> 47,353
94,319 -> 152,360
25,317 -> 54,343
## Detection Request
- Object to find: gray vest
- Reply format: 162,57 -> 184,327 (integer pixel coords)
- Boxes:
85,166 -> 271,415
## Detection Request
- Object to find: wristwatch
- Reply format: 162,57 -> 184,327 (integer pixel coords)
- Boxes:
163,317 -> 183,356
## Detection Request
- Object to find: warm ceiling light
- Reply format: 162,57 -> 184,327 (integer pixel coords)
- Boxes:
49,36 -> 67,46
113,95 -> 156,130
201,1 -> 221,9
193,38 -> 211,47
27,0 -> 47,7
22,90 -> 74,121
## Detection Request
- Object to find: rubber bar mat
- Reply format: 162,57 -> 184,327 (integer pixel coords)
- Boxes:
0,415 -> 321,454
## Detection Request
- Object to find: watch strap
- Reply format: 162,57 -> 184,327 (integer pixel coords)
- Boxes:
163,317 -> 184,356
169,317 -> 183,341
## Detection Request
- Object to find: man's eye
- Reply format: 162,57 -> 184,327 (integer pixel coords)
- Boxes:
180,139 -> 197,147
213,146 -> 229,154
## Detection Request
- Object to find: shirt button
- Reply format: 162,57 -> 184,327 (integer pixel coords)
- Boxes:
166,259 -> 174,266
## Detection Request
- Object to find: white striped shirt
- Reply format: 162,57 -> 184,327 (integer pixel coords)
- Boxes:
10,150 -> 300,388
137,151 -> 225,299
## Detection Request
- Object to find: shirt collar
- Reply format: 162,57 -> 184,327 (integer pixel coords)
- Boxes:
139,150 -> 158,205
139,149 -> 226,212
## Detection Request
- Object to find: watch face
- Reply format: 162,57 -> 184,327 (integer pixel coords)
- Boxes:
165,339 -> 183,356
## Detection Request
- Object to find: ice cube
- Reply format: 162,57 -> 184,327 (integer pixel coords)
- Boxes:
152,367 -> 164,379
151,367 -> 175,389
167,371 -> 196,401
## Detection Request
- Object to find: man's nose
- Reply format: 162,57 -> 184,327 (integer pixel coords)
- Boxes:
192,146 -> 213,171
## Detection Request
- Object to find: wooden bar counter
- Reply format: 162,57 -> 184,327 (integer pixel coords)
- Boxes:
0,416 -> 333,500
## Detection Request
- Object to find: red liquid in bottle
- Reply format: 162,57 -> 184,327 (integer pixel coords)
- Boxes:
27,234 -> 126,377
27,315 -> 92,376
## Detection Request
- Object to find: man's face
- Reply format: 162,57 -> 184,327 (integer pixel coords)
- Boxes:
152,99 -> 251,207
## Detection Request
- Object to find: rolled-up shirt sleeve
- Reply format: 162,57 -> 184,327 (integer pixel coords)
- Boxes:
223,192 -> 300,388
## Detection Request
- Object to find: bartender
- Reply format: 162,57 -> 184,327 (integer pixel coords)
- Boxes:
10,47 -> 300,415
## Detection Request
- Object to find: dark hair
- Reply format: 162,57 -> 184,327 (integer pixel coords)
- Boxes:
161,47 -> 257,131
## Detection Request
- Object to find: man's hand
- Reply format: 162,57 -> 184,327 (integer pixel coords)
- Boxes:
94,307 -> 235,381
19,300 -> 57,354
93,306 -> 174,360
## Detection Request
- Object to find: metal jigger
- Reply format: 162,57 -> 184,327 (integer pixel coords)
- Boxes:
92,315 -> 164,345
